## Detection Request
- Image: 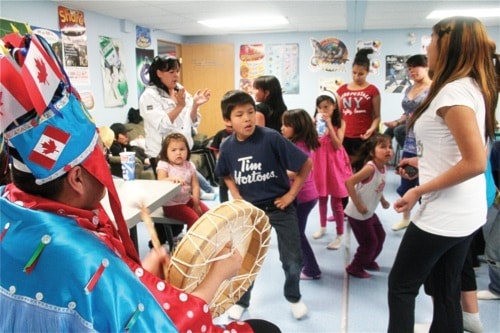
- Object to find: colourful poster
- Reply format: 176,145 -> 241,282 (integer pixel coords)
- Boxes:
99,36 -> 128,107
385,55 -> 411,93
239,44 -> 265,94
239,43 -> 299,94
136,25 -> 151,48
309,37 -> 349,72
136,48 -> 154,99
319,77 -> 345,94
58,6 -> 89,85
356,39 -> 382,55
356,39 -> 382,75
266,43 -> 299,94
0,17 -> 31,38
31,26 -> 63,66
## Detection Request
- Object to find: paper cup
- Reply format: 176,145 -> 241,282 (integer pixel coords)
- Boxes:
119,151 -> 135,181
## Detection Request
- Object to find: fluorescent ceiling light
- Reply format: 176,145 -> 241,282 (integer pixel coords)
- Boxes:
199,15 -> 288,30
427,8 -> 500,19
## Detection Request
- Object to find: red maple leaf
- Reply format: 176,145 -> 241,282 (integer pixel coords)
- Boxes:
41,139 -> 58,154
35,57 -> 49,84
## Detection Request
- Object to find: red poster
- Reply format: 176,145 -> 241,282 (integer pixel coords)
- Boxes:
58,5 -> 89,85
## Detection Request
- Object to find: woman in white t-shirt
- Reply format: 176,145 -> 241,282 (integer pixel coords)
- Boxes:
388,16 -> 499,333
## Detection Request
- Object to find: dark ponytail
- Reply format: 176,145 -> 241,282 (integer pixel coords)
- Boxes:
353,48 -> 373,71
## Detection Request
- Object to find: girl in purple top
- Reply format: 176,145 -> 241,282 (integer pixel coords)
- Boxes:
281,109 -> 322,279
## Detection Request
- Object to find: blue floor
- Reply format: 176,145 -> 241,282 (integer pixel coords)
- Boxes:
136,167 -> 500,333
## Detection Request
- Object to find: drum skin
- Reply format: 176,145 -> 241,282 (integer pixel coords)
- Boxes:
167,199 -> 271,317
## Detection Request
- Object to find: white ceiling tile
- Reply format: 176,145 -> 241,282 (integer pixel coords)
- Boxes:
51,0 -> 500,36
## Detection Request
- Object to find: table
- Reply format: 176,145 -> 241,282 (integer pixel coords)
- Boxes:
101,179 -> 181,249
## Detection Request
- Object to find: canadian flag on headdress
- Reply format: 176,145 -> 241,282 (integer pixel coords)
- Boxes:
28,125 -> 70,170
21,34 -> 63,115
2,33 -> 24,49
0,54 -> 33,132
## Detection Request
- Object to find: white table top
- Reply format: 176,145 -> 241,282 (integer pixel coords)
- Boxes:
101,179 -> 181,229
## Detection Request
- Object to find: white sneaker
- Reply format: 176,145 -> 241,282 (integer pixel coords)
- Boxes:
391,219 -> 410,231
327,235 -> 343,250
414,323 -> 431,333
289,299 -> 308,320
312,227 -> 326,239
477,289 -> 500,300
226,304 -> 246,320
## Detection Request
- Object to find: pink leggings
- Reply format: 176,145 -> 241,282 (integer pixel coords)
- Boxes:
319,196 -> 344,235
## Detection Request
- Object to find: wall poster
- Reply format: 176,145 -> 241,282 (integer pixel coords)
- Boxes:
266,43 -> 299,94
309,37 -> 349,73
58,6 -> 89,85
136,25 -> 151,48
385,55 -> 411,93
99,36 -> 128,107
356,39 -> 382,75
136,48 -> 154,100
239,43 -> 299,94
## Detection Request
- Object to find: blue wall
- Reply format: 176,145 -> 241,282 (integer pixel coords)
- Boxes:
2,0 -> 499,128
2,0 -> 182,126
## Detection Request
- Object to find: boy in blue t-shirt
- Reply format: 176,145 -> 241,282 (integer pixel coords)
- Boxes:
215,90 -> 312,320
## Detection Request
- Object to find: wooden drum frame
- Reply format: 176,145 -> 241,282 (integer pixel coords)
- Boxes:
167,199 -> 271,317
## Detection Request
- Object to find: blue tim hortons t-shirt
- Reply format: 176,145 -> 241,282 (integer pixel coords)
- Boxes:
215,126 -> 308,204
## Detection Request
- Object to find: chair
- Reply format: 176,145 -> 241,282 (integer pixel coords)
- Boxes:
191,133 -> 218,186
150,206 -> 185,252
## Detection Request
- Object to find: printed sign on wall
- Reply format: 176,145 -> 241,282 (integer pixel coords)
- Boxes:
58,6 -> 90,85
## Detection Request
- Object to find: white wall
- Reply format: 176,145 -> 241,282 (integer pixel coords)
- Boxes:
2,0 -> 499,128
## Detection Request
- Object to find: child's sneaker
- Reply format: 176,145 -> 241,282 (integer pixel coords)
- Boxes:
477,290 -> 500,300
226,304 -> 246,320
414,323 -> 432,333
300,272 -> 321,280
312,227 -> 326,239
391,219 -> 410,231
289,299 -> 308,319
327,235 -> 343,250
346,264 -> 371,278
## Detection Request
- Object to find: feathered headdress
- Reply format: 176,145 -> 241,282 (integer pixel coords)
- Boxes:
0,31 -> 139,262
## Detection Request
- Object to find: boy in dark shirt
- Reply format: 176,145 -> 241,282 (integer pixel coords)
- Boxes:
215,90 -> 312,320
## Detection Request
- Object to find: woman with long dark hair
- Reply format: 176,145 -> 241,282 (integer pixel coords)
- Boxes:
253,75 -> 287,132
388,17 -> 499,333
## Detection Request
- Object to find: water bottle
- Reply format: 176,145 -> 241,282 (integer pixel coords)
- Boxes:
316,117 -> 326,136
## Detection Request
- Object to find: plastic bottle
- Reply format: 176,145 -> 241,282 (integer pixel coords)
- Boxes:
316,117 -> 326,136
